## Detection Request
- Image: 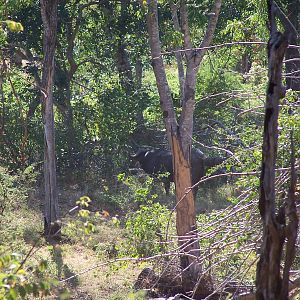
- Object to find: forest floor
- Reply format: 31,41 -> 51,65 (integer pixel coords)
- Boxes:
2,182 -> 151,300
1,177 -> 245,300
39,243 -> 142,299
3,179 -> 300,300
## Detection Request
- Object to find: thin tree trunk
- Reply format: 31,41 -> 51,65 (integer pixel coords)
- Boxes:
115,0 -> 146,129
116,42 -> 133,92
170,2 -> 185,106
60,1 -> 79,167
145,1 -> 198,275
145,0 -> 177,146
62,100 -> 76,163
179,0 -> 221,152
135,59 -> 146,127
255,2 -> 290,299
41,0 -> 60,236
144,0 -> 221,286
114,0 -> 134,93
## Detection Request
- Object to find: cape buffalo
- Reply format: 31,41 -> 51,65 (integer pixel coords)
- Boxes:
131,148 -> 206,195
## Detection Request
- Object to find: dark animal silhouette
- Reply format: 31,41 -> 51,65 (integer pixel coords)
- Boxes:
131,148 -> 206,195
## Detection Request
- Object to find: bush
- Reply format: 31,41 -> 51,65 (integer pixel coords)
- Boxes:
0,165 -> 37,216
122,202 -> 170,257
0,251 -> 54,300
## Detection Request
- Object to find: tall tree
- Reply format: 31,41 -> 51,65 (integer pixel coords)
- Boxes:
144,0 -> 221,286
255,1 -> 298,299
40,0 -> 60,236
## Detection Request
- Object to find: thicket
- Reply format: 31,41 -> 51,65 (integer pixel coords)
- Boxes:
1,0 -> 300,299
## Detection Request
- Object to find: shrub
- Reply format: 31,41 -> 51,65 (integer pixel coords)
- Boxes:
0,251 -> 55,300
0,165 -> 37,216
122,203 -> 170,257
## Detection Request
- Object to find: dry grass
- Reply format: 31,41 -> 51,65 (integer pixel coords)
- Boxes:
44,244 -> 141,300
22,222 -> 144,300
1,185 -> 146,300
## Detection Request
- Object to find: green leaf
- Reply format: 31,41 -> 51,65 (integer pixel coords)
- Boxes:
4,20 -> 24,32
38,260 -> 48,272
7,288 -> 18,300
76,196 -> 92,207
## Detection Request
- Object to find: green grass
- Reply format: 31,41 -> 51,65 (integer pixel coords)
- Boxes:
0,182 -> 145,300
3,167 -> 299,300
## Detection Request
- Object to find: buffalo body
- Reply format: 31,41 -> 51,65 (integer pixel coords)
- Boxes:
131,148 -> 206,194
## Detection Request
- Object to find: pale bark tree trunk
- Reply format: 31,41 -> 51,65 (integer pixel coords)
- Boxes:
256,1 -> 298,299
113,0 -> 146,129
170,2 -> 185,105
144,0 -> 221,284
41,0 -> 60,236
135,59 -> 146,127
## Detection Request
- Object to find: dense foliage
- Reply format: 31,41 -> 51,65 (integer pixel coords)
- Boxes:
0,0 -> 299,299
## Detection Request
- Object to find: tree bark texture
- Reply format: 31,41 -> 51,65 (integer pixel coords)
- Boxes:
145,0 -> 178,145
170,1 -> 185,106
54,1 -> 80,168
145,0 -> 221,282
172,137 -> 200,272
274,2 -> 300,297
145,0 -> 198,275
280,132 -> 299,299
41,0 -> 60,236
116,0 -> 134,91
255,2 -> 297,297
178,0 -> 221,153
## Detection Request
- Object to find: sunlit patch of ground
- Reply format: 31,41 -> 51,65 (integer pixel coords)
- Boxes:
34,242 -> 143,300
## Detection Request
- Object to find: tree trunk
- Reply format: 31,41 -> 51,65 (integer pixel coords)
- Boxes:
256,2 -> 299,297
145,0 -> 197,274
170,1 -> 185,106
135,59 -> 146,127
172,137 -> 200,272
59,2 -> 79,168
62,100 -> 76,164
115,0 -> 147,131
41,0 -> 60,237
55,79 -> 77,170
145,0 -> 177,146
144,0 -> 221,285
255,2 -> 298,299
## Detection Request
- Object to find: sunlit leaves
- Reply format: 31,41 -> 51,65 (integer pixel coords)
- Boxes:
3,20 -> 24,32
76,195 -> 92,208
0,252 -> 53,300
123,202 -> 170,257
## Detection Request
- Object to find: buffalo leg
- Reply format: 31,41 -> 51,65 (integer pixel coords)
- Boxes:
164,180 -> 170,195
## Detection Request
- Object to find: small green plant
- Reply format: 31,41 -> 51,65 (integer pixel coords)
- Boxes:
117,173 -> 158,204
64,196 -> 97,242
122,203 -> 170,257
0,251 -> 55,300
